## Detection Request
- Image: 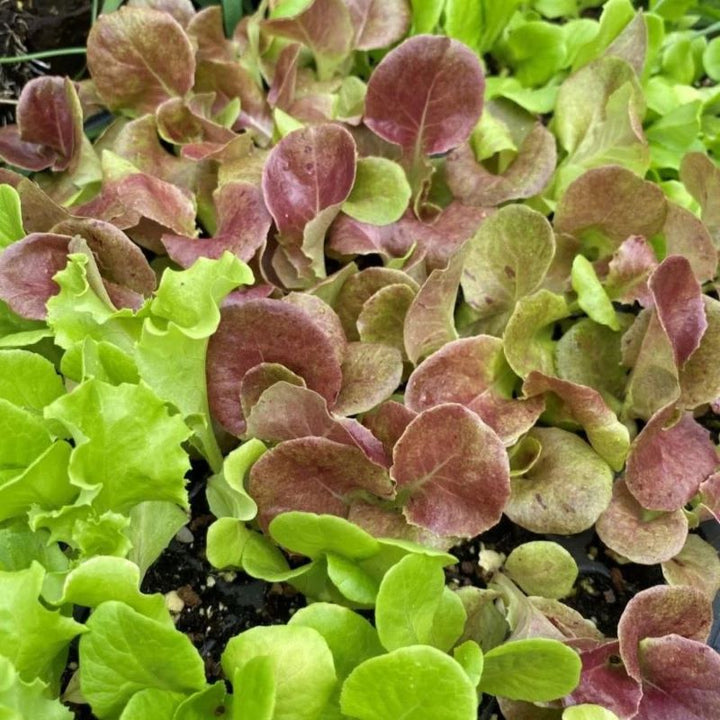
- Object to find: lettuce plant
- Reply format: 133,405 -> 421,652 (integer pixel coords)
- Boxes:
0,0 -> 719,718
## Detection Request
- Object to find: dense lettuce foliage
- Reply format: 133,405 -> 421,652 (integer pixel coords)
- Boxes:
0,0 -> 719,718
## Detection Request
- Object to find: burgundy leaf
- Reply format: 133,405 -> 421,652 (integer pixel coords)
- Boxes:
604,234 -> 657,306
334,342 -> 403,416
404,245 -> 468,364
391,404 -> 510,537
346,0 -> 410,50
87,7 -> 195,114
187,6 -> 236,62
625,405 -> 717,511
262,123 -> 357,240
16,77 -> 83,172
466,393 -> 545,447
163,181 -> 271,267
523,372 -> 630,471
596,478 -> 688,565
206,298 -> 344,435
566,641 -> 642,720
0,126 -> 55,171
364,35 -> 484,156
361,401 -> 417,459
240,363 -> 306,420
268,43 -> 302,110
649,255 -> 707,368
699,472 -> 720,521
156,95 -> 235,146
0,233 -> 69,319
248,437 -> 394,530
445,123 -> 556,206
618,584 -> 712,682
679,296 -> 720,409
328,213 -> 408,261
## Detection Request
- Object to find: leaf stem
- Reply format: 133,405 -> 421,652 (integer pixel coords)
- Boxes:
0,48 -> 87,65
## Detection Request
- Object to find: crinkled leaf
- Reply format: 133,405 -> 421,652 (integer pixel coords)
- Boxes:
80,601 -> 205,719
505,541 -> 578,600
0,656 -> 72,720
596,478 -> 688,565
391,404 -> 510,537
506,427 -> 613,535
661,534 -> 720,601
523,372 -> 629,471
364,35 -> 484,156
625,405 -> 717,511
342,157 -> 411,225
207,298 -> 343,434
0,562 -> 84,687
87,7 -> 195,114
248,437 -> 393,529
335,342 -> 403,416
461,204 -> 555,328
44,379 -> 191,512
222,625 -> 336,720
618,584 -> 712,682
126,501 -> 188,578
340,645 -> 477,720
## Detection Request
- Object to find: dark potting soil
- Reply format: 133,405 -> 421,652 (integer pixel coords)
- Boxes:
0,0 -> 92,123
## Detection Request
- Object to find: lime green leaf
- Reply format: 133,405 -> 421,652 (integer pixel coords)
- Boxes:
505,541 -> 579,599
45,379 -> 191,512
0,349 -> 63,411
453,640 -> 484,687
126,501 -> 188,578
375,554 -> 466,652
571,255 -> 619,330
0,656 -> 72,720
80,601 -> 206,719
0,185 -> 25,248
342,157 -> 411,226
231,659 -> 275,720
0,562 -> 85,686
411,0 -> 444,34
480,638 -> 581,702
341,646 -> 477,720
563,705 -> 620,720
222,625 -> 336,720
119,688 -> 184,719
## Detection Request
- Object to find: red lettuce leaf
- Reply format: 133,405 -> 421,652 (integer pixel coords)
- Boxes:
262,123 -> 357,241
618,584 -> 712,682
663,204 -> 717,285
625,405 -> 717,512
680,152 -> 720,245
648,255 -> 707,368
391,403 -> 510,537
162,181 -> 271,267
364,35 -> 484,156
0,126 -> 56,171
87,6 -> 195,114
604,234 -> 657,306
248,437 -> 394,530
636,635 -> 720,720
127,0 -> 196,27
240,362 -> 306,420
362,401 -> 417,459
566,640 -> 642,720
206,298 -> 344,434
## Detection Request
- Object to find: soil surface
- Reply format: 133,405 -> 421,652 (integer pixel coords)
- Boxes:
0,0 -> 92,123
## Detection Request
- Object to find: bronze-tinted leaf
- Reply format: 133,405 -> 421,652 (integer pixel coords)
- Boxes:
87,7 -> 195,114
596,479 -> 688,565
